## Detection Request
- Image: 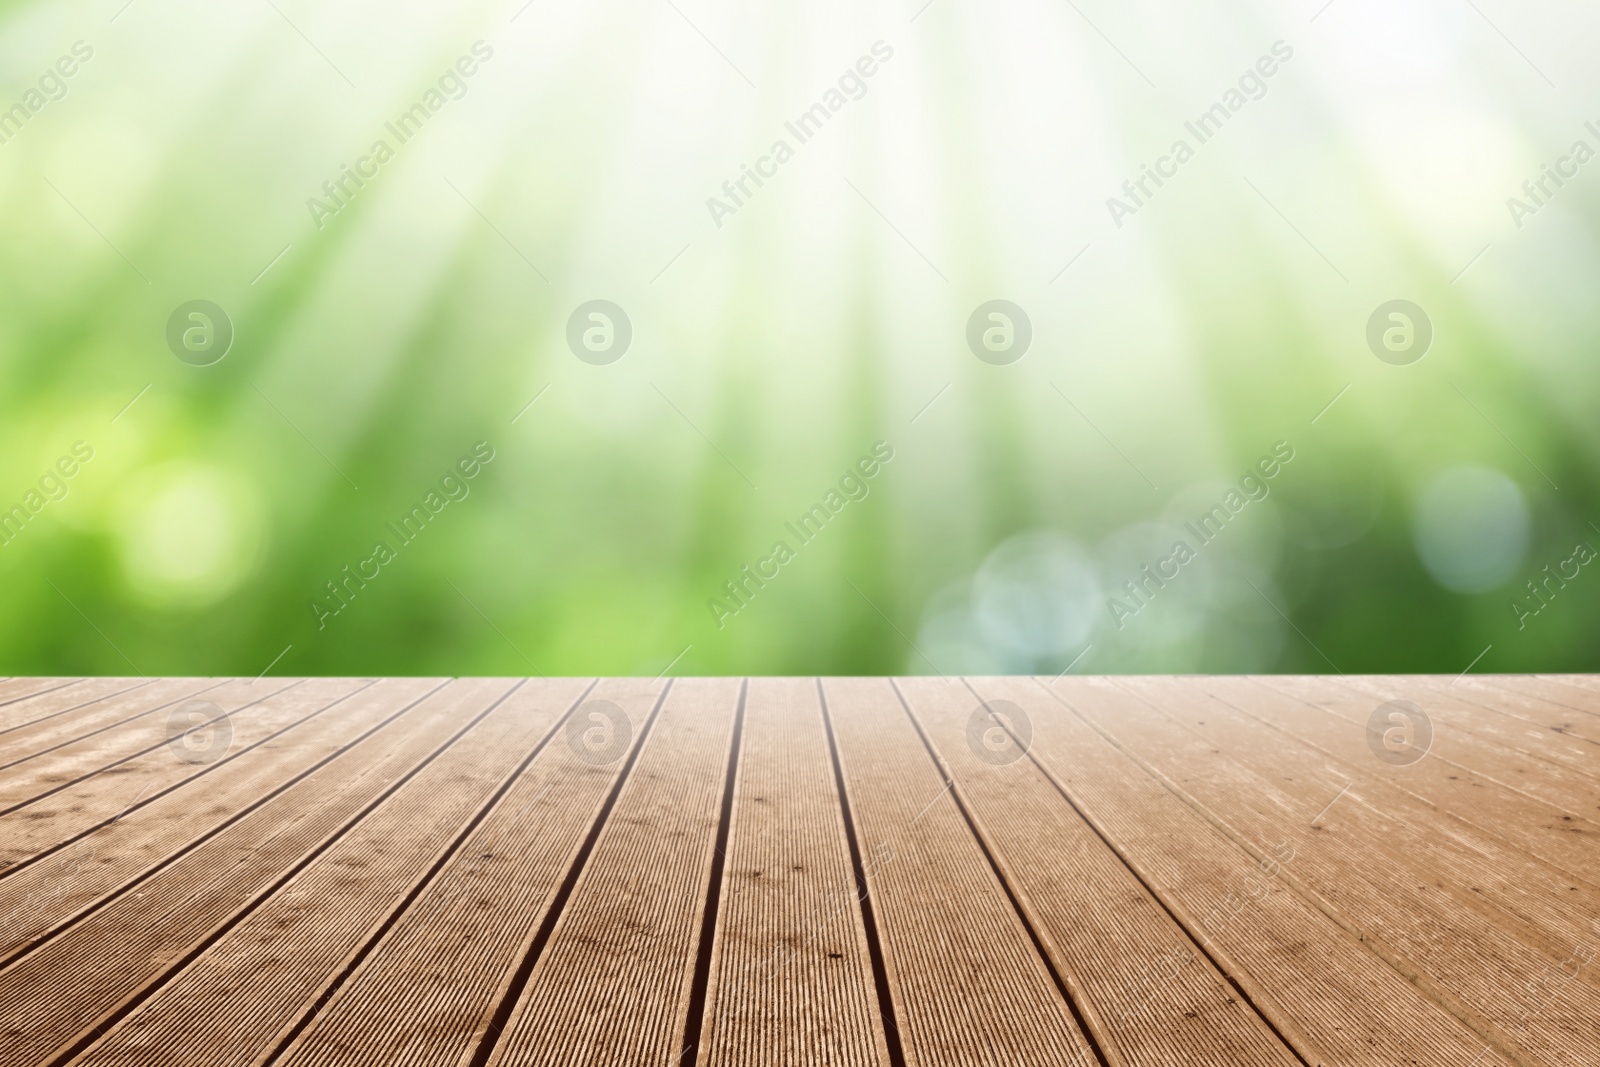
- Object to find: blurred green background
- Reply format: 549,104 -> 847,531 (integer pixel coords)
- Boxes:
1,0 -> 1596,677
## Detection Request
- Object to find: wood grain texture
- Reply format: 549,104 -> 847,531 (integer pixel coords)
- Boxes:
823,676 -> 1102,1067
1261,674 -> 1600,820
1220,675 -> 1600,889
1077,675 -> 1600,1067
0,679 -> 372,877
487,676 -> 743,1067
0,678 -> 147,741
0,679 -> 97,730
896,675 -> 1306,1067
68,678 -> 593,1067
0,678 -> 224,793
0,679 -> 515,1067
0,679 -> 444,963
274,677 -> 658,1067
973,675 -> 1522,1067
699,677 -> 888,1067
0,676 -> 1592,1067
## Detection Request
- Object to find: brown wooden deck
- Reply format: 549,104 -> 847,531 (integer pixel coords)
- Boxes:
1,675 -> 1596,1066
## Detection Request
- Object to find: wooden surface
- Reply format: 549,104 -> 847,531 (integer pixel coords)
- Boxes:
1,676 -> 1596,1067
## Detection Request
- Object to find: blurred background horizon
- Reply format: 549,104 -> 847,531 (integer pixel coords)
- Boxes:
1,0 -> 1598,678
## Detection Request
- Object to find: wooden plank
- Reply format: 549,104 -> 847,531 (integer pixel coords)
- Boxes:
1069,675 -> 1600,1067
0,678 -> 443,960
0,679 -> 145,738
1224,675 -> 1600,887
63,678 -> 596,1067
0,678 -> 366,870
1260,675 -> 1600,820
0,679 -> 77,704
2,674 -> 1596,1067
821,676 -> 1101,1067
0,679 -> 93,727
698,677 -> 888,1067
0,679 -> 296,810
1531,674 -> 1600,709
270,678 -> 667,1067
895,675 -> 1305,1067
974,675 -> 1520,1067
1413,675 -> 1600,747
0,679 -> 219,777
485,677 -> 744,1067
1120,676 -> 1600,965
0,679 -> 518,1067
1332,676 -> 1597,780
1478,675 -> 1600,721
